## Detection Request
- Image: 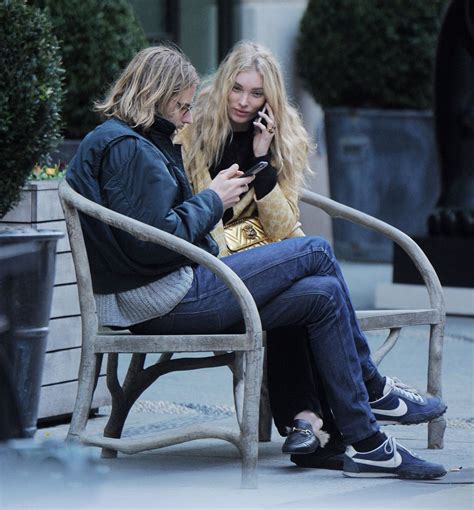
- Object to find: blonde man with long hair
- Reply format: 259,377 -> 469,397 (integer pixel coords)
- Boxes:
67,44 -> 447,482
67,44 -> 254,325
96,45 -> 199,129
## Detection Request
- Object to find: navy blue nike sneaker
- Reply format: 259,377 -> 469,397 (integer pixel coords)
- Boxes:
369,377 -> 447,425
344,436 -> 446,480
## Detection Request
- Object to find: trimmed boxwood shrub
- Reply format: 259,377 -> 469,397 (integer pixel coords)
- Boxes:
0,0 -> 63,218
297,0 -> 447,109
33,0 -> 147,139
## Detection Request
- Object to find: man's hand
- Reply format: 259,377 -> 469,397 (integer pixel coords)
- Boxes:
208,164 -> 254,210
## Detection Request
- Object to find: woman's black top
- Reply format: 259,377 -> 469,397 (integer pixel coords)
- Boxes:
209,128 -> 278,223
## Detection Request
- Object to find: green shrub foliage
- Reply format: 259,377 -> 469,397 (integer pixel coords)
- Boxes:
34,0 -> 147,138
0,0 -> 63,218
297,0 -> 447,109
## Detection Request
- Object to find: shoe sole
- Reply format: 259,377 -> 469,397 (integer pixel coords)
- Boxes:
374,404 -> 447,426
343,470 -> 447,480
343,471 -> 398,478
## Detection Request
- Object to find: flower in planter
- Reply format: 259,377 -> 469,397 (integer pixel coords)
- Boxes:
30,162 -> 66,181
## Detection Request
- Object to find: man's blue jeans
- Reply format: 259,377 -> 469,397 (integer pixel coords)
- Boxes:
131,237 -> 380,444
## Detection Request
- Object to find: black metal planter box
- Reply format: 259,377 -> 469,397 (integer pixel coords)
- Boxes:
0,228 -> 63,438
0,181 -> 110,424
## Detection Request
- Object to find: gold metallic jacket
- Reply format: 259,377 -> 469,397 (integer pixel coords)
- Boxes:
178,127 -> 304,257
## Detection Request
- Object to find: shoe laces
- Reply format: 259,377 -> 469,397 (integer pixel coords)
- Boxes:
387,376 -> 424,403
383,436 -> 396,455
385,434 -> 419,459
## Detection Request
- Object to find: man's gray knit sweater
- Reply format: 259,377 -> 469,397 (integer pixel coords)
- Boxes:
95,266 -> 193,328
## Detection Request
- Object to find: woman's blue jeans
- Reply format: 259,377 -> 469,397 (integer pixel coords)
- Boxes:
131,237 -> 380,444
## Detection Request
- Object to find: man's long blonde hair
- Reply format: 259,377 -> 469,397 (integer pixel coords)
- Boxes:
95,46 -> 199,130
186,41 -> 311,191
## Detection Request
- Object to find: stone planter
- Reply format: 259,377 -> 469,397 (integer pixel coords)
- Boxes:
0,228 -> 63,437
325,108 -> 441,262
0,180 -> 109,421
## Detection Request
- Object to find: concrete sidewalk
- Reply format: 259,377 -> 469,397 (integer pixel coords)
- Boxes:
1,262 -> 473,509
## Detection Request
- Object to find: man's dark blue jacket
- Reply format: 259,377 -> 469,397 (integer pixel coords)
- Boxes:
66,117 -> 223,294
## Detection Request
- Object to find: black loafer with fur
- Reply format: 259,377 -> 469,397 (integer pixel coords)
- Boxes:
290,440 -> 346,470
282,419 -> 321,455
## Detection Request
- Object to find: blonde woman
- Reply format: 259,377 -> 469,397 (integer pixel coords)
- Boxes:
179,41 -> 309,257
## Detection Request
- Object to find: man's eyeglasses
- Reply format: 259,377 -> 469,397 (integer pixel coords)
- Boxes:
176,101 -> 193,115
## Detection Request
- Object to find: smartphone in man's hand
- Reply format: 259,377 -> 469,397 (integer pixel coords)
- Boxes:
240,161 -> 268,178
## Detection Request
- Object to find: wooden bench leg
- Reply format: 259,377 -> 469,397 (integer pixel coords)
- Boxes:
428,416 -> 446,449
258,347 -> 272,442
427,322 -> 446,449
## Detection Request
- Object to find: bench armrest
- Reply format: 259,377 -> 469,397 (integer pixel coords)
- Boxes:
299,188 -> 445,314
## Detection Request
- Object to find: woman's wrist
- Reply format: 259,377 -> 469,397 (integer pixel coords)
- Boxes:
253,164 -> 277,199
253,153 -> 271,163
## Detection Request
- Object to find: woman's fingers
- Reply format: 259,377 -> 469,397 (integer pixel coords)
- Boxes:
261,103 -> 275,125
253,118 -> 266,133
255,103 -> 276,136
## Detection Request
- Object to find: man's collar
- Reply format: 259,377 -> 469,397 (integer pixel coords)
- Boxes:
149,116 -> 176,137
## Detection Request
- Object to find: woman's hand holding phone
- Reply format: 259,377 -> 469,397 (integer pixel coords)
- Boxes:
253,102 -> 276,157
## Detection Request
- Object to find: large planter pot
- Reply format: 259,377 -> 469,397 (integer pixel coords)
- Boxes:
325,108 -> 441,262
0,180 -> 109,423
0,227 -> 63,438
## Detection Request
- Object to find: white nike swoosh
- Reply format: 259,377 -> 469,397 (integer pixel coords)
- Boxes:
372,398 -> 408,417
355,451 -> 402,468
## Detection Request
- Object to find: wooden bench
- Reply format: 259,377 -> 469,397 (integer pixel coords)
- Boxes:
59,180 -> 446,490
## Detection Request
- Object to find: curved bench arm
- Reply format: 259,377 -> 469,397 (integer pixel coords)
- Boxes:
299,188 -> 445,315
59,180 -> 262,348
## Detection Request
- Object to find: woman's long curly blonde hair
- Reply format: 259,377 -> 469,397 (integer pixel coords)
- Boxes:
95,45 -> 199,130
186,41 -> 312,192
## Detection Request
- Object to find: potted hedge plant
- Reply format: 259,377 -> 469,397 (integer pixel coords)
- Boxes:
297,0 -> 447,261
0,0 -> 64,439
